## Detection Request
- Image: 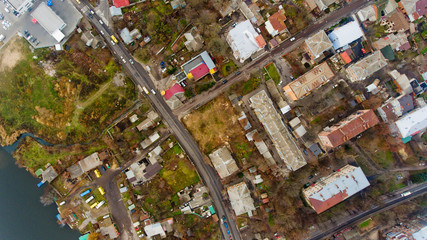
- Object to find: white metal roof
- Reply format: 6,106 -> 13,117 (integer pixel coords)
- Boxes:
413,226 -> 427,240
328,21 -> 364,50
227,20 -> 263,62
31,3 -> 66,35
52,29 -> 65,42
395,105 -> 427,138
227,182 -> 255,216
144,223 -> 165,238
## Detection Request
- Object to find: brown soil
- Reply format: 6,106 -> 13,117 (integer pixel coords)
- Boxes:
0,35 -> 26,72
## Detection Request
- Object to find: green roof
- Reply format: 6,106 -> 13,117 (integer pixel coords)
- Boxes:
401,136 -> 412,143
79,233 -> 89,240
209,205 -> 215,214
35,168 -> 44,177
380,45 -> 395,61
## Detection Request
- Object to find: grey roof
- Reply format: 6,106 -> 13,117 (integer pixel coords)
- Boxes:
181,51 -> 215,74
397,94 -> 414,114
120,28 -> 133,44
31,3 -> 66,34
309,143 -> 322,156
227,182 -> 255,216
6,0 -> 27,9
42,166 -> 58,183
79,152 -> 101,172
67,164 -> 84,179
209,146 -> 239,179
143,162 -> 163,180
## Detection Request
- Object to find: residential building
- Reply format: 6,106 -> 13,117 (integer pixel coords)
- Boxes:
250,90 -> 306,171
6,0 -> 33,14
113,0 -> 129,8
125,157 -> 162,186
140,132 -> 161,149
120,28 -> 133,44
346,51 -> 388,82
327,21 -> 364,50
373,32 -> 410,51
357,5 -> 378,22
239,1 -> 264,26
381,10 -> 410,33
303,31 -> 333,60
399,0 -> 426,21
395,105 -> 427,141
209,146 -> 239,179
302,165 -> 370,214
384,0 -> 398,15
226,20 -> 266,63
312,0 -> 339,11
79,152 -> 102,172
31,3 -> 67,42
377,94 -> 414,122
181,51 -> 216,80
389,70 -> 413,94
283,62 -> 335,101
42,166 -> 58,183
144,222 -> 166,239
319,110 -> 380,148
109,6 -> 123,17
227,182 -> 256,216
265,10 -> 287,37
163,83 -> 185,100
183,28 -> 203,52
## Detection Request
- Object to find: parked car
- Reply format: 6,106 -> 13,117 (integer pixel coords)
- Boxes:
90,9 -> 94,14
0,13 -> 4,20
290,37 -> 296,41
179,80 -> 187,87
129,59 -> 134,64
222,80 -> 228,84
235,71 -> 241,76
232,22 -> 237,27
88,13 -> 93,18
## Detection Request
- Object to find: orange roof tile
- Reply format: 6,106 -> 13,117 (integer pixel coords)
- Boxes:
255,35 -> 267,48
268,11 -> 287,32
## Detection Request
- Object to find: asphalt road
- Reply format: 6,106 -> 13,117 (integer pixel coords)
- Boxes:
308,182 -> 427,240
72,2 -> 240,240
173,0 -> 374,118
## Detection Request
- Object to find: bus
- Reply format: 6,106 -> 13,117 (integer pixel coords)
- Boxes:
85,196 -> 94,203
111,35 -> 118,44
90,202 -> 98,209
142,86 -> 149,95
98,187 -> 105,195
80,189 -> 91,197
96,200 -> 105,209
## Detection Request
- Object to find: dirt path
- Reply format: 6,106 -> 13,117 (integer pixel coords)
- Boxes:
70,81 -> 112,127
0,35 -> 26,72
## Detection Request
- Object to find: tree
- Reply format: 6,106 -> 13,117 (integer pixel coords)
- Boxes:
207,37 -> 229,56
135,48 -> 151,63
88,232 -> 100,240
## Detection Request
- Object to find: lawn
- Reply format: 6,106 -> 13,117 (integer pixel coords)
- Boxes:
264,63 -> 281,85
220,60 -> 237,77
356,129 -> 395,169
14,139 -> 65,170
160,144 -> 199,192
195,81 -> 216,94
359,218 -> 372,228
242,74 -> 261,95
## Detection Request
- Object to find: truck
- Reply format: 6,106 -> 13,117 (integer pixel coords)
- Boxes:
98,187 -> 105,195
96,200 -> 105,209
401,191 -> 411,197
111,35 -> 118,44
80,189 -> 91,197
85,196 -> 94,203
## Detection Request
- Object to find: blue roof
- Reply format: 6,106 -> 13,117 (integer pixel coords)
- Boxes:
79,233 -> 89,240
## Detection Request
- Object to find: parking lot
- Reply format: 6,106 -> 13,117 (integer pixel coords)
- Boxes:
0,0 -> 81,49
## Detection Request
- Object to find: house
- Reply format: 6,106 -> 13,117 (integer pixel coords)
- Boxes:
395,105 -> 427,142
373,32 -> 410,51
171,0 -> 186,9
79,152 -> 101,172
67,164 -> 84,179
283,62 -> 335,101
384,0 -> 398,15
42,166 -> 58,183
318,109 -> 380,148
163,83 -> 185,100
140,132 -> 161,149
120,28 -> 133,44
239,1 -> 264,26
346,51 -> 388,82
303,31 -> 333,60
209,146 -> 239,179
109,6 -> 122,17
144,222 -> 166,239
183,28 -> 203,52
181,51 -> 216,80
81,31 -> 93,46
303,165 -> 370,214
381,10 -> 411,33
357,5 -> 378,22
265,10 -> 287,37
246,130 -> 276,166
327,21 -> 364,50
99,218 -> 118,239
113,0 -> 129,8
377,94 -> 415,122
389,70 -> 413,94
227,182 -> 256,216
312,0 -> 339,11
226,20 -> 266,63
399,0 -> 426,21
250,90 -> 306,171
129,29 -> 142,40
125,157 -> 162,186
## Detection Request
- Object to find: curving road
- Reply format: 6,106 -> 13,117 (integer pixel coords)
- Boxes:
308,182 -> 427,240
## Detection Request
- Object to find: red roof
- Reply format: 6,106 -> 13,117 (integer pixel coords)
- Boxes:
340,52 -> 352,64
164,83 -> 184,100
189,63 -> 210,80
255,35 -> 267,48
309,190 -> 348,214
268,11 -> 287,32
113,0 -> 129,8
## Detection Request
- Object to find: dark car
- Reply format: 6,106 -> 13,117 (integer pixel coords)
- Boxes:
308,175 -> 314,179
235,71 -> 241,76
227,229 -> 230,235
0,13 -> 4,20
224,222 -> 228,229
222,80 -> 228,84
88,13 -> 93,18
222,215 -> 226,221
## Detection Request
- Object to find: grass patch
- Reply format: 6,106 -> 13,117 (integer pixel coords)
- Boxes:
220,61 -> 237,77
15,139 -> 65,170
373,150 -> 394,168
359,218 -> 372,228
242,74 -> 261,95
265,63 -> 281,85
195,81 -> 215,94
268,212 -> 274,226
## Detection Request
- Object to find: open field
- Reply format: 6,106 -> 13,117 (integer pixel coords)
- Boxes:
357,129 -> 395,169
0,35 -> 26,71
0,35 -> 136,148
264,63 -> 281,85
183,96 -> 253,160
160,144 -> 199,192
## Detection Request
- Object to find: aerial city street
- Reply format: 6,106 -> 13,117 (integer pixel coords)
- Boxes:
0,0 -> 426,239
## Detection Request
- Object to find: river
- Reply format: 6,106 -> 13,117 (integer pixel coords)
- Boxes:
0,146 -> 81,240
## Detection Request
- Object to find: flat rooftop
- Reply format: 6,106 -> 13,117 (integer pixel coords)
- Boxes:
31,2 -> 66,34
346,51 -> 388,82
209,146 -> 239,179
250,90 -> 306,171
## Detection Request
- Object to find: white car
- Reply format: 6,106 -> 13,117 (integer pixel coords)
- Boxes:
129,59 -> 134,64
4,7 -> 9,13
290,37 -> 296,41
110,40 -> 115,45
100,30 -> 104,35
90,9 -> 94,14
99,19 -> 103,25
151,89 -> 156,95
